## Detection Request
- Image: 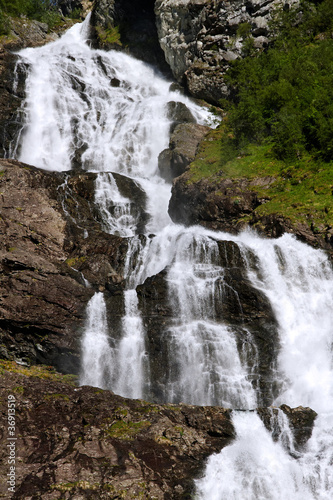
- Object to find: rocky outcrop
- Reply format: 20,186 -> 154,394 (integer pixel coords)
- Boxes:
257,404 -> 317,451
158,122 -> 211,182
169,169 -> 333,254
0,361 -> 317,499
0,362 -> 235,499
155,0 -> 298,104
0,159 -> 147,373
137,239 -> 280,406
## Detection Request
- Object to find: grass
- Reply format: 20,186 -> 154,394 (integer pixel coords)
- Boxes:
0,359 -> 78,385
187,126 -> 333,232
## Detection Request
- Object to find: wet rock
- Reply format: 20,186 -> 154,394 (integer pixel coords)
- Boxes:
0,49 -> 26,158
280,404 -> 318,449
166,100 -> 196,132
257,405 -> 317,451
137,239 -> 279,406
158,123 -> 211,182
0,364 -> 235,499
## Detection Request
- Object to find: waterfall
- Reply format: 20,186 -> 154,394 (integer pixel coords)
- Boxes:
195,232 -> 333,499
79,292 -> 114,389
14,16 -> 333,499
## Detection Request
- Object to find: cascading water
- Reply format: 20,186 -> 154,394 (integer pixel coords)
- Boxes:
13,15 -> 333,499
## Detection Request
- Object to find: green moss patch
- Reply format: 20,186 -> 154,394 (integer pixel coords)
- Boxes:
0,359 -> 77,385
104,420 -> 151,440
96,25 -> 122,47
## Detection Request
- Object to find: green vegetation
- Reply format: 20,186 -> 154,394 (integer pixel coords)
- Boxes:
0,359 -> 78,385
96,25 -> 122,47
0,0 -> 82,34
187,0 -> 333,237
188,127 -> 333,232
103,419 -> 151,440
223,0 -> 333,162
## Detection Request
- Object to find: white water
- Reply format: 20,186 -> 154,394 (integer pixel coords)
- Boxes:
14,16 -> 333,499
80,292 -> 114,389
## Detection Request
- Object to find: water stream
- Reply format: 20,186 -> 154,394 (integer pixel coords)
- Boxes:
13,16 -> 333,499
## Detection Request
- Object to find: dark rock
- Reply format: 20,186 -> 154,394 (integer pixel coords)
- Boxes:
257,405 -> 317,451
169,169 -> 333,255
91,0 -> 171,73
0,364 -> 235,499
280,404 -> 318,449
0,49 -> 27,158
166,100 -> 196,132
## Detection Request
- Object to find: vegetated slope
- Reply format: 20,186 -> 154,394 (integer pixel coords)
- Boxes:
170,0 -> 333,254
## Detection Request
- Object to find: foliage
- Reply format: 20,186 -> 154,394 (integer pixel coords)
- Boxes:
96,25 -> 122,47
223,0 -> 333,161
0,0 -> 62,30
0,9 -> 9,35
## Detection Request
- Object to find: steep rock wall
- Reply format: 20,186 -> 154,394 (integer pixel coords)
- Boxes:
155,0 -> 298,104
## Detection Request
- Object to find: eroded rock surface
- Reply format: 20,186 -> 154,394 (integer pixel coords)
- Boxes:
158,122 -> 211,182
0,363 -> 317,499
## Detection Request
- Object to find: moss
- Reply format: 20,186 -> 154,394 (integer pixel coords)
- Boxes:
0,359 -> 78,385
44,393 -> 70,402
65,255 -> 87,267
13,385 -> 24,394
187,127 -> 333,234
104,420 -> 151,440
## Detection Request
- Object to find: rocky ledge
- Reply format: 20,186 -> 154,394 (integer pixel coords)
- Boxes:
0,361 -> 317,499
168,129 -> 333,256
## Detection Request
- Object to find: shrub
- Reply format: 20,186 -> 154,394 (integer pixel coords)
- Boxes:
224,0 -> 333,161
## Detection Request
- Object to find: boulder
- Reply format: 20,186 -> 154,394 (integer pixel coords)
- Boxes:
257,405 -> 317,451
158,122 -> 211,182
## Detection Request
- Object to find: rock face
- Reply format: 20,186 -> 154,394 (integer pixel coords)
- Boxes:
169,169 -> 333,255
155,0 -> 298,104
0,363 -> 235,499
0,159 -> 148,374
0,362 -> 317,499
257,404 -> 318,451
